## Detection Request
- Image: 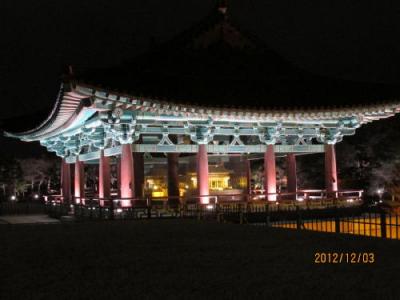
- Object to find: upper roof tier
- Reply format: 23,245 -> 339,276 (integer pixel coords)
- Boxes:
74,3 -> 400,109
5,2 -> 400,143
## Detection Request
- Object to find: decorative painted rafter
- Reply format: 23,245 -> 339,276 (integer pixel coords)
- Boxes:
38,107 -> 365,158
6,83 -> 400,160
65,144 -> 325,163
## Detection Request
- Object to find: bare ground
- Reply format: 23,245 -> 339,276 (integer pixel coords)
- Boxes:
0,214 -> 60,224
1,219 -> 399,299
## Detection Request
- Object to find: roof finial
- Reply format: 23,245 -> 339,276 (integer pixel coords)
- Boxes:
68,65 -> 74,76
217,0 -> 228,15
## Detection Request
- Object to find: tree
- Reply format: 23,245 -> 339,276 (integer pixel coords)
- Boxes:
0,155 -> 23,198
18,157 -> 54,193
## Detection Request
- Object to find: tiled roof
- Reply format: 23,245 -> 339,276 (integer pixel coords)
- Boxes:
74,5 -> 400,110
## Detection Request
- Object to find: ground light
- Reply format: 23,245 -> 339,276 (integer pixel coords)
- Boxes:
377,188 -> 384,203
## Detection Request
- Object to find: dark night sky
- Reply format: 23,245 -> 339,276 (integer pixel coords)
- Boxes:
2,0 -> 400,121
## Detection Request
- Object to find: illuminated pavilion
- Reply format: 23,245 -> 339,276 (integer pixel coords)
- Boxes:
6,3 -> 400,207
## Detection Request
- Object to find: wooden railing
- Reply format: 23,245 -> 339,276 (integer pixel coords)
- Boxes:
44,189 -> 363,207
43,189 -> 363,221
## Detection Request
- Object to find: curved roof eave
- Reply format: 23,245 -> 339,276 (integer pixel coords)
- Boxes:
4,83 -> 96,141
5,80 -> 400,143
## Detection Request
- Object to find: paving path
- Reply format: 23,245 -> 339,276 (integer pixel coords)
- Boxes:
0,214 -> 60,224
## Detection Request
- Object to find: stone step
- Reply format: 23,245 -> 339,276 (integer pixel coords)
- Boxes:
60,215 -> 76,223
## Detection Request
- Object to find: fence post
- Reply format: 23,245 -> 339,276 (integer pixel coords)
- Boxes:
89,200 -> 93,219
182,203 -> 186,218
147,197 -> 152,219
239,204 -> 244,225
197,204 -> 201,221
380,210 -> 387,239
265,203 -> 270,227
215,203 -> 219,222
110,199 -> 114,220
71,204 -> 74,218
296,206 -> 302,230
334,207 -> 340,233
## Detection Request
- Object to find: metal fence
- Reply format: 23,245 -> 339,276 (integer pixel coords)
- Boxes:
274,210 -> 400,240
43,196 -> 400,240
218,205 -> 400,240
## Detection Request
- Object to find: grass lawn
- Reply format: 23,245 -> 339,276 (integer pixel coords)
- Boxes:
1,219 -> 400,299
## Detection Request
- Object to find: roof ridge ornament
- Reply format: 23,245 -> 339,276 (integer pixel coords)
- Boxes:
217,0 -> 228,15
68,65 -> 74,76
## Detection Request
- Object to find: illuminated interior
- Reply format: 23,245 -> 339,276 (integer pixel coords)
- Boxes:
145,178 -> 168,198
190,172 -> 231,191
145,169 -> 248,198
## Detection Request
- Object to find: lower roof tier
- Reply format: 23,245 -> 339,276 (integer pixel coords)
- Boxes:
5,82 -> 400,159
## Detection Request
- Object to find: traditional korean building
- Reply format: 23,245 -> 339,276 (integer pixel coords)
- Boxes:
5,2 -> 400,207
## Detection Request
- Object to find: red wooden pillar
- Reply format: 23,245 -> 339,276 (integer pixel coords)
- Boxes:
116,156 -> 121,198
61,158 -> 71,203
99,149 -> 110,206
325,144 -> 338,196
168,153 -> 180,202
264,145 -> 277,201
74,160 -> 85,204
120,143 -> 134,207
197,144 -> 209,204
286,153 -> 297,197
134,152 -> 144,198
